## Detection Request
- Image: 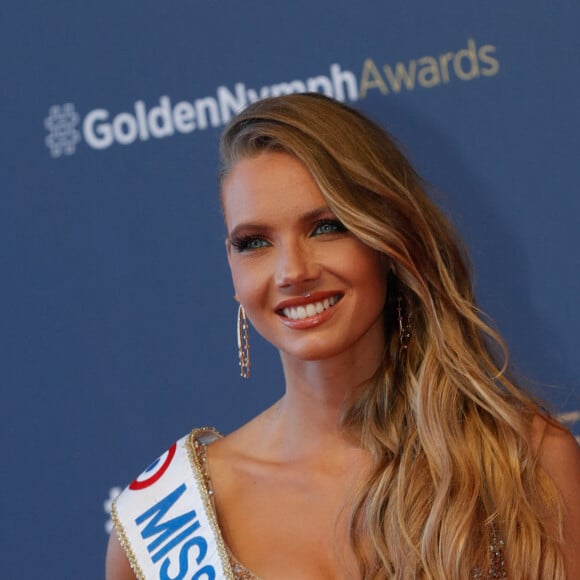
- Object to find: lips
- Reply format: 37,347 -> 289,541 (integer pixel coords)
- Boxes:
281,295 -> 341,320
275,292 -> 343,327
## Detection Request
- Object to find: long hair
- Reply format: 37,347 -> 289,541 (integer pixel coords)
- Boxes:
219,93 -> 565,578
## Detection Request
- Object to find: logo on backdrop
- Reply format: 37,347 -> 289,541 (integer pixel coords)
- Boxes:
558,410 -> 580,445
104,486 -> 122,533
45,103 -> 82,157
45,38 -> 499,158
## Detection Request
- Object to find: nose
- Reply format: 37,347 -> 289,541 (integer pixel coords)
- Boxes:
274,239 -> 320,288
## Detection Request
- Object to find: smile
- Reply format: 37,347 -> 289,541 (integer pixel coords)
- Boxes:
280,295 -> 342,320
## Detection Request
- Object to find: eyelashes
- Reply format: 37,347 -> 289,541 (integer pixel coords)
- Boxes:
230,219 -> 348,253
230,235 -> 269,252
312,218 -> 347,235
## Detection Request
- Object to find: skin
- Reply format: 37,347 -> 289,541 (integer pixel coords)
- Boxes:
106,152 -> 580,579
214,152 -> 388,578
531,416 -> 580,578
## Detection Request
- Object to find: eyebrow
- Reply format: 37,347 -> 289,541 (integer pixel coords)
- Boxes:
227,205 -> 335,240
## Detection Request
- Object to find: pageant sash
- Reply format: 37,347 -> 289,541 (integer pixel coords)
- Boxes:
112,428 -> 234,580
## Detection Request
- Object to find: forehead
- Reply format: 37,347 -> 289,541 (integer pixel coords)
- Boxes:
221,152 -> 327,229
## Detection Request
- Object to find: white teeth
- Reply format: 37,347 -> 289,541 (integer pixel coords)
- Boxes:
282,295 -> 341,320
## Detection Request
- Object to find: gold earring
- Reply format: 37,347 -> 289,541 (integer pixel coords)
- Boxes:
237,304 -> 250,378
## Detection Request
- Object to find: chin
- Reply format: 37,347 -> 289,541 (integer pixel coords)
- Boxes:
280,341 -> 348,362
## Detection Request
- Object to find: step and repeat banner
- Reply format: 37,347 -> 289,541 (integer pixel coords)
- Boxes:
2,1 -> 579,577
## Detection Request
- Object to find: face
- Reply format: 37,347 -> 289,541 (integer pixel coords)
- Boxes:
222,152 -> 388,364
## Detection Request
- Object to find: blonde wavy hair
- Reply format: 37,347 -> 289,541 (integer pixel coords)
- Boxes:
219,93 -> 565,578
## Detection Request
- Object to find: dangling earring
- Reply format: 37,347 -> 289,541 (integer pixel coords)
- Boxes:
237,304 -> 250,378
397,295 -> 412,350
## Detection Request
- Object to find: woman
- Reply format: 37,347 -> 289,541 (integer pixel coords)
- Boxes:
107,93 -> 580,579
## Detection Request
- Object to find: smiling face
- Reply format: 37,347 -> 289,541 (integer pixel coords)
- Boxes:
222,152 -> 388,365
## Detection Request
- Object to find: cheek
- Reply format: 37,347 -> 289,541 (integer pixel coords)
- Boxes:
353,253 -> 389,304
228,258 -> 269,305
228,259 -> 277,343
346,246 -> 388,283
228,261 -> 246,297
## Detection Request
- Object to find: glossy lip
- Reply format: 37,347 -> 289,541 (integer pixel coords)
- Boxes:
275,291 -> 344,329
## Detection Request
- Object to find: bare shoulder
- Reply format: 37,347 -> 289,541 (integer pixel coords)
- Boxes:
531,413 -> 580,577
530,414 -> 580,490
205,418 -> 262,484
105,529 -> 137,580
207,405 -> 277,464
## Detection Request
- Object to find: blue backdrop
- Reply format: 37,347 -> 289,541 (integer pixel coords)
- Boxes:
2,1 -> 579,577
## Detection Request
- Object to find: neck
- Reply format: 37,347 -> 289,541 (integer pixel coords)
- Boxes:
257,342 -> 384,462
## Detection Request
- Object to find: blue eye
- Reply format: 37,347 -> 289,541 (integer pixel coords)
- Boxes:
230,236 -> 269,252
312,219 -> 347,236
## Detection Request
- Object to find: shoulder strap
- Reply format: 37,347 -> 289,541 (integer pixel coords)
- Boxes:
112,428 -> 234,580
